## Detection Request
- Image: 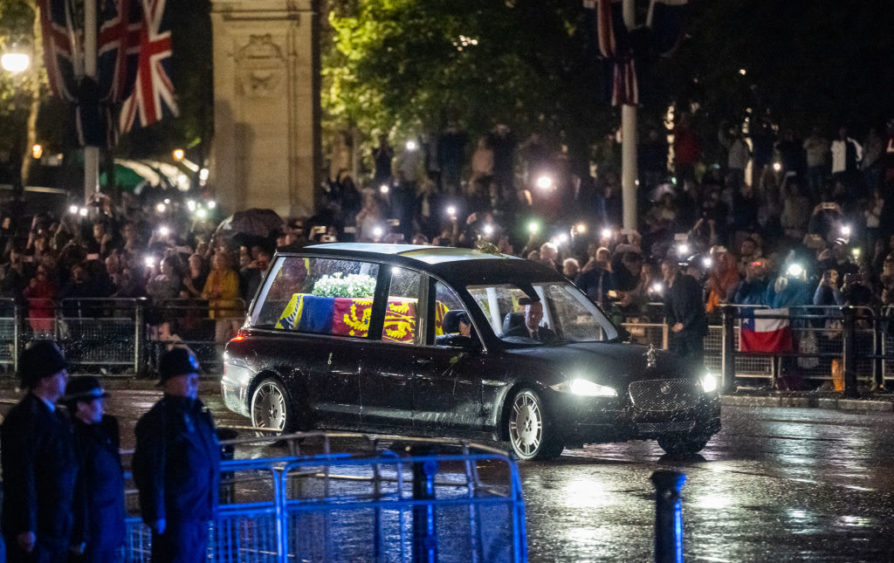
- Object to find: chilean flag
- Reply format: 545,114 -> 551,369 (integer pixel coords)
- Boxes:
740,308 -> 793,353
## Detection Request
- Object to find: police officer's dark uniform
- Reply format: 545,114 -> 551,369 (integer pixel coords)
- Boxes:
665,268 -> 708,366
64,376 -> 125,563
132,349 -> 220,562
1,340 -> 81,562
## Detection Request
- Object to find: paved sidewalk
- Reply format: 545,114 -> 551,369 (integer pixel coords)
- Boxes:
722,390 -> 894,412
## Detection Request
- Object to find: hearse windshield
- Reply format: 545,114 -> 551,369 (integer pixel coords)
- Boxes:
465,282 -> 619,345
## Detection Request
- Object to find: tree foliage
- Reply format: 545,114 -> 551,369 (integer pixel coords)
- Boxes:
325,0 -> 894,169
325,0 -> 614,156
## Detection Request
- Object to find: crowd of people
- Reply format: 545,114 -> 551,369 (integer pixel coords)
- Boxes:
318,116 -> 894,324
0,115 -> 893,348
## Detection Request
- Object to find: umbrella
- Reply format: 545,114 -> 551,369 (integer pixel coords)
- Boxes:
216,208 -> 284,241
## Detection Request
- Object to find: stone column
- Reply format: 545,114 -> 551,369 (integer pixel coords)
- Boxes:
210,0 -> 320,219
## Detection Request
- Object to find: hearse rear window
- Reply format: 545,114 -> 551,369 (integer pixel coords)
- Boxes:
252,256 -> 380,337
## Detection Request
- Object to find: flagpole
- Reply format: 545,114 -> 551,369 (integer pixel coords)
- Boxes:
84,0 -> 100,201
621,0 -> 638,233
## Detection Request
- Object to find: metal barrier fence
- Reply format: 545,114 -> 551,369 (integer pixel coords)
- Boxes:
121,433 -> 527,562
0,297 -> 245,376
618,303 -> 887,392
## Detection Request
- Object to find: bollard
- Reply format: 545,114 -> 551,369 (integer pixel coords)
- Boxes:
720,305 -> 736,393
651,470 -> 686,563
411,447 -> 439,563
841,306 -> 858,398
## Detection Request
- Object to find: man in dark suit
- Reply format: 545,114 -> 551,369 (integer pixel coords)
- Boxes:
64,376 -> 125,563
133,348 -> 220,562
1,340 -> 81,562
504,298 -> 558,342
661,258 -> 708,366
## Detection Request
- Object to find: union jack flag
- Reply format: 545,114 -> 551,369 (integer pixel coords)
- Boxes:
98,0 -> 143,104
590,0 -> 638,106
39,0 -> 79,102
119,0 -> 179,133
40,0 -> 142,146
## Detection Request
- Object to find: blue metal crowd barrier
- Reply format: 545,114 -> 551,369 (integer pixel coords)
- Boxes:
120,433 -> 528,562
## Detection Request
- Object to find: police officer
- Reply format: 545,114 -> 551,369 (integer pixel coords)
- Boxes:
1,340 -> 80,562
132,348 -> 220,562
63,376 -> 125,563
661,257 -> 708,366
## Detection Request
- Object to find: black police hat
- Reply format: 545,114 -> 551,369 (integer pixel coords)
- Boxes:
19,340 -> 67,388
158,348 -> 200,384
62,376 -> 110,404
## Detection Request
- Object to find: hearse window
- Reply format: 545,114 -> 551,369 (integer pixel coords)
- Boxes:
383,267 -> 423,345
433,281 -> 480,347
252,256 -> 379,338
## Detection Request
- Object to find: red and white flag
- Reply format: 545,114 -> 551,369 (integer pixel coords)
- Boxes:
740,308 -> 793,353
119,0 -> 178,133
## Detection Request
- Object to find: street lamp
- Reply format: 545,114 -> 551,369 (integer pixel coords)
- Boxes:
1,52 -> 30,73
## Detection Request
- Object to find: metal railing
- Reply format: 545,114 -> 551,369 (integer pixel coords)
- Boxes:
120,432 -> 527,562
0,297 -> 246,376
616,303 -> 889,393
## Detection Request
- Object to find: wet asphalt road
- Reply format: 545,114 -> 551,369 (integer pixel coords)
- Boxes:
2,386 -> 893,562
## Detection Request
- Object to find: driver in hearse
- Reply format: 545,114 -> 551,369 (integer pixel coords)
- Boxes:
503,298 -> 558,342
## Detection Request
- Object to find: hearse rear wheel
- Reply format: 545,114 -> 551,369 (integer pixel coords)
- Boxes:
250,379 -> 292,435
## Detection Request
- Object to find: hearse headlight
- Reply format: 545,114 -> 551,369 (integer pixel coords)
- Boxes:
701,371 -> 719,393
552,379 -> 618,397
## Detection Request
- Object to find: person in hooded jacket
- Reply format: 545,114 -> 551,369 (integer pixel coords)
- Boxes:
63,376 -> 125,563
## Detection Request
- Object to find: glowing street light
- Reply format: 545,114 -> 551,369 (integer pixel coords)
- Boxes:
535,175 -> 554,191
31,144 -> 43,159
1,52 -> 30,73
172,148 -> 185,161
772,162 -> 782,172
380,184 -> 390,194
405,140 -> 418,151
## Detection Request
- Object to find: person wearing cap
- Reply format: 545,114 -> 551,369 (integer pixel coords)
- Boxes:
660,258 -> 708,366
1,340 -> 81,562
64,376 -> 125,563
132,348 -> 220,562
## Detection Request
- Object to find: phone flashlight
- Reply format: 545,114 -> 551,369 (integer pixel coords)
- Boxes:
601,228 -> 612,240
144,256 -> 156,269
158,226 -> 170,237
380,184 -> 390,194
482,224 -> 495,236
